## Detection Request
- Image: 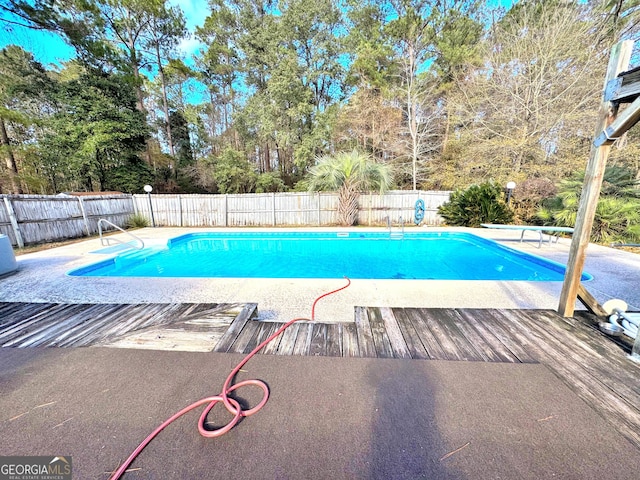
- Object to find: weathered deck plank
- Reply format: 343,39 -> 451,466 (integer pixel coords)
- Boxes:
354,307 -> 376,358
366,307 -> 394,358
1,304 -> 87,347
453,309 -> 521,363
0,303 -> 53,326
259,323 -> 285,355
249,322 -> 281,354
292,323 -> 313,356
226,320 -> 260,354
391,308 -> 430,360
415,308 -> 465,361
403,308 -> 447,360
58,304 -> 140,347
446,309 -> 503,362
308,323 -> 327,356
430,308 -> 486,362
378,307 -> 411,359
325,323 -> 342,357
342,323 -> 359,357
475,309 -> 537,363
0,302 -> 258,351
275,323 -> 300,355
212,304 -> 258,353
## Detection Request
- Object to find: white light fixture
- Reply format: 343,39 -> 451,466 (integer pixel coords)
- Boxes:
143,185 -> 155,227
506,181 -> 516,205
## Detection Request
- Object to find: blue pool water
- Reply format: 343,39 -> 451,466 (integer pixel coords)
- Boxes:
68,231 -> 591,281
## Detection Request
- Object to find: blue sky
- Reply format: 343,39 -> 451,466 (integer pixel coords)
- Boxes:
0,0 -> 209,68
1,0 -> 515,69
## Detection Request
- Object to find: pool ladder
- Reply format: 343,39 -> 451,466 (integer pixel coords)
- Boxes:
98,219 -> 145,250
387,216 -> 405,239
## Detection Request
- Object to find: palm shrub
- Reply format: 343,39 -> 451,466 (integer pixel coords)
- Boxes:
438,181 -> 514,227
306,150 -> 392,226
537,166 -> 640,243
126,213 -> 150,228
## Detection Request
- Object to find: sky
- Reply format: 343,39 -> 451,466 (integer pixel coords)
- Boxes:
0,0 -> 516,70
0,0 -> 210,68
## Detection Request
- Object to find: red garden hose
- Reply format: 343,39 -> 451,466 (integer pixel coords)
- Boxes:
109,277 -> 351,479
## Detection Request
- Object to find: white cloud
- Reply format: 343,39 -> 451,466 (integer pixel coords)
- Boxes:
168,0 -> 210,30
178,36 -> 205,57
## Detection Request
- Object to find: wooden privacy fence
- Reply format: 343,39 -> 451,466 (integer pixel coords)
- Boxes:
0,191 -> 450,247
132,190 -> 451,228
0,194 -> 134,247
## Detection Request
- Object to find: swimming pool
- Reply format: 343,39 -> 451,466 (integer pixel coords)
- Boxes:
68,231 -> 591,281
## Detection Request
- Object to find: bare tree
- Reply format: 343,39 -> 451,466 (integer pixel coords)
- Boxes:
333,88 -> 403,161
392,76 -> 444,189
448,1 -> 608,186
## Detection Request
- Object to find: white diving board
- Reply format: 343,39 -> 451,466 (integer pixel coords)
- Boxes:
481,224 -> 574,248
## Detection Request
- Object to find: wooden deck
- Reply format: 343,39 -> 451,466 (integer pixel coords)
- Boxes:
1,302 -> 639,449
0,302 -> 257,351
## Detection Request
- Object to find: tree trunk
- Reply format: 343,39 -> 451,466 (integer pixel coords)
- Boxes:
442,96 -> 450,156
264,142 -> 271,172
156,44 -> 175,159
129,42 -> 152,166
338,182 -> 359,226
96,150 -> 106,191
0,116 -> 22,194
222,84 -> 229,132
406,43 -> 418,191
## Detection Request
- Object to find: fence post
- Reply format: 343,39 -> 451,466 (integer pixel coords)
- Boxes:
224,194 -> 228,227
317,192 -> 321,226
272,192 -> 276,226
77,197 -> 91,236
3,196 -> 24,248
178,195 -> 183,227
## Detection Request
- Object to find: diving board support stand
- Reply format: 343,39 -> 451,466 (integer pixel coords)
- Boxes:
576,284 -> 608,317
559,40 -> 637,317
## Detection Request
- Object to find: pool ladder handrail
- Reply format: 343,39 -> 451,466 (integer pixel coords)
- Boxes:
98,219 -> 145,251
388,216 -> 405,239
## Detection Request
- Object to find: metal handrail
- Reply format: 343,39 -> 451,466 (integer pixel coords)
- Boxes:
389,215 -> 405,239
97,219 -> 144,250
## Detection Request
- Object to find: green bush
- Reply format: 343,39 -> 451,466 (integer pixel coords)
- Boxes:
255,172 -> 287,193
537,166 -> 640,244
126,213 -> 150,229
438,182 -> 514,227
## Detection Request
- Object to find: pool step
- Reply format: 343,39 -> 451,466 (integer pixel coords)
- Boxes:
112,246 -> 165,269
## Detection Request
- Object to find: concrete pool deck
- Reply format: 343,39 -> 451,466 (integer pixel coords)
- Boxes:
1,226 -> 639,323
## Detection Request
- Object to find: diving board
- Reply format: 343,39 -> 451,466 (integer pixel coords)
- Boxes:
481,223 -> 574,248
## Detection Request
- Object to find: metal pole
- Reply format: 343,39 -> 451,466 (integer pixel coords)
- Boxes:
147,191 -> 156,227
